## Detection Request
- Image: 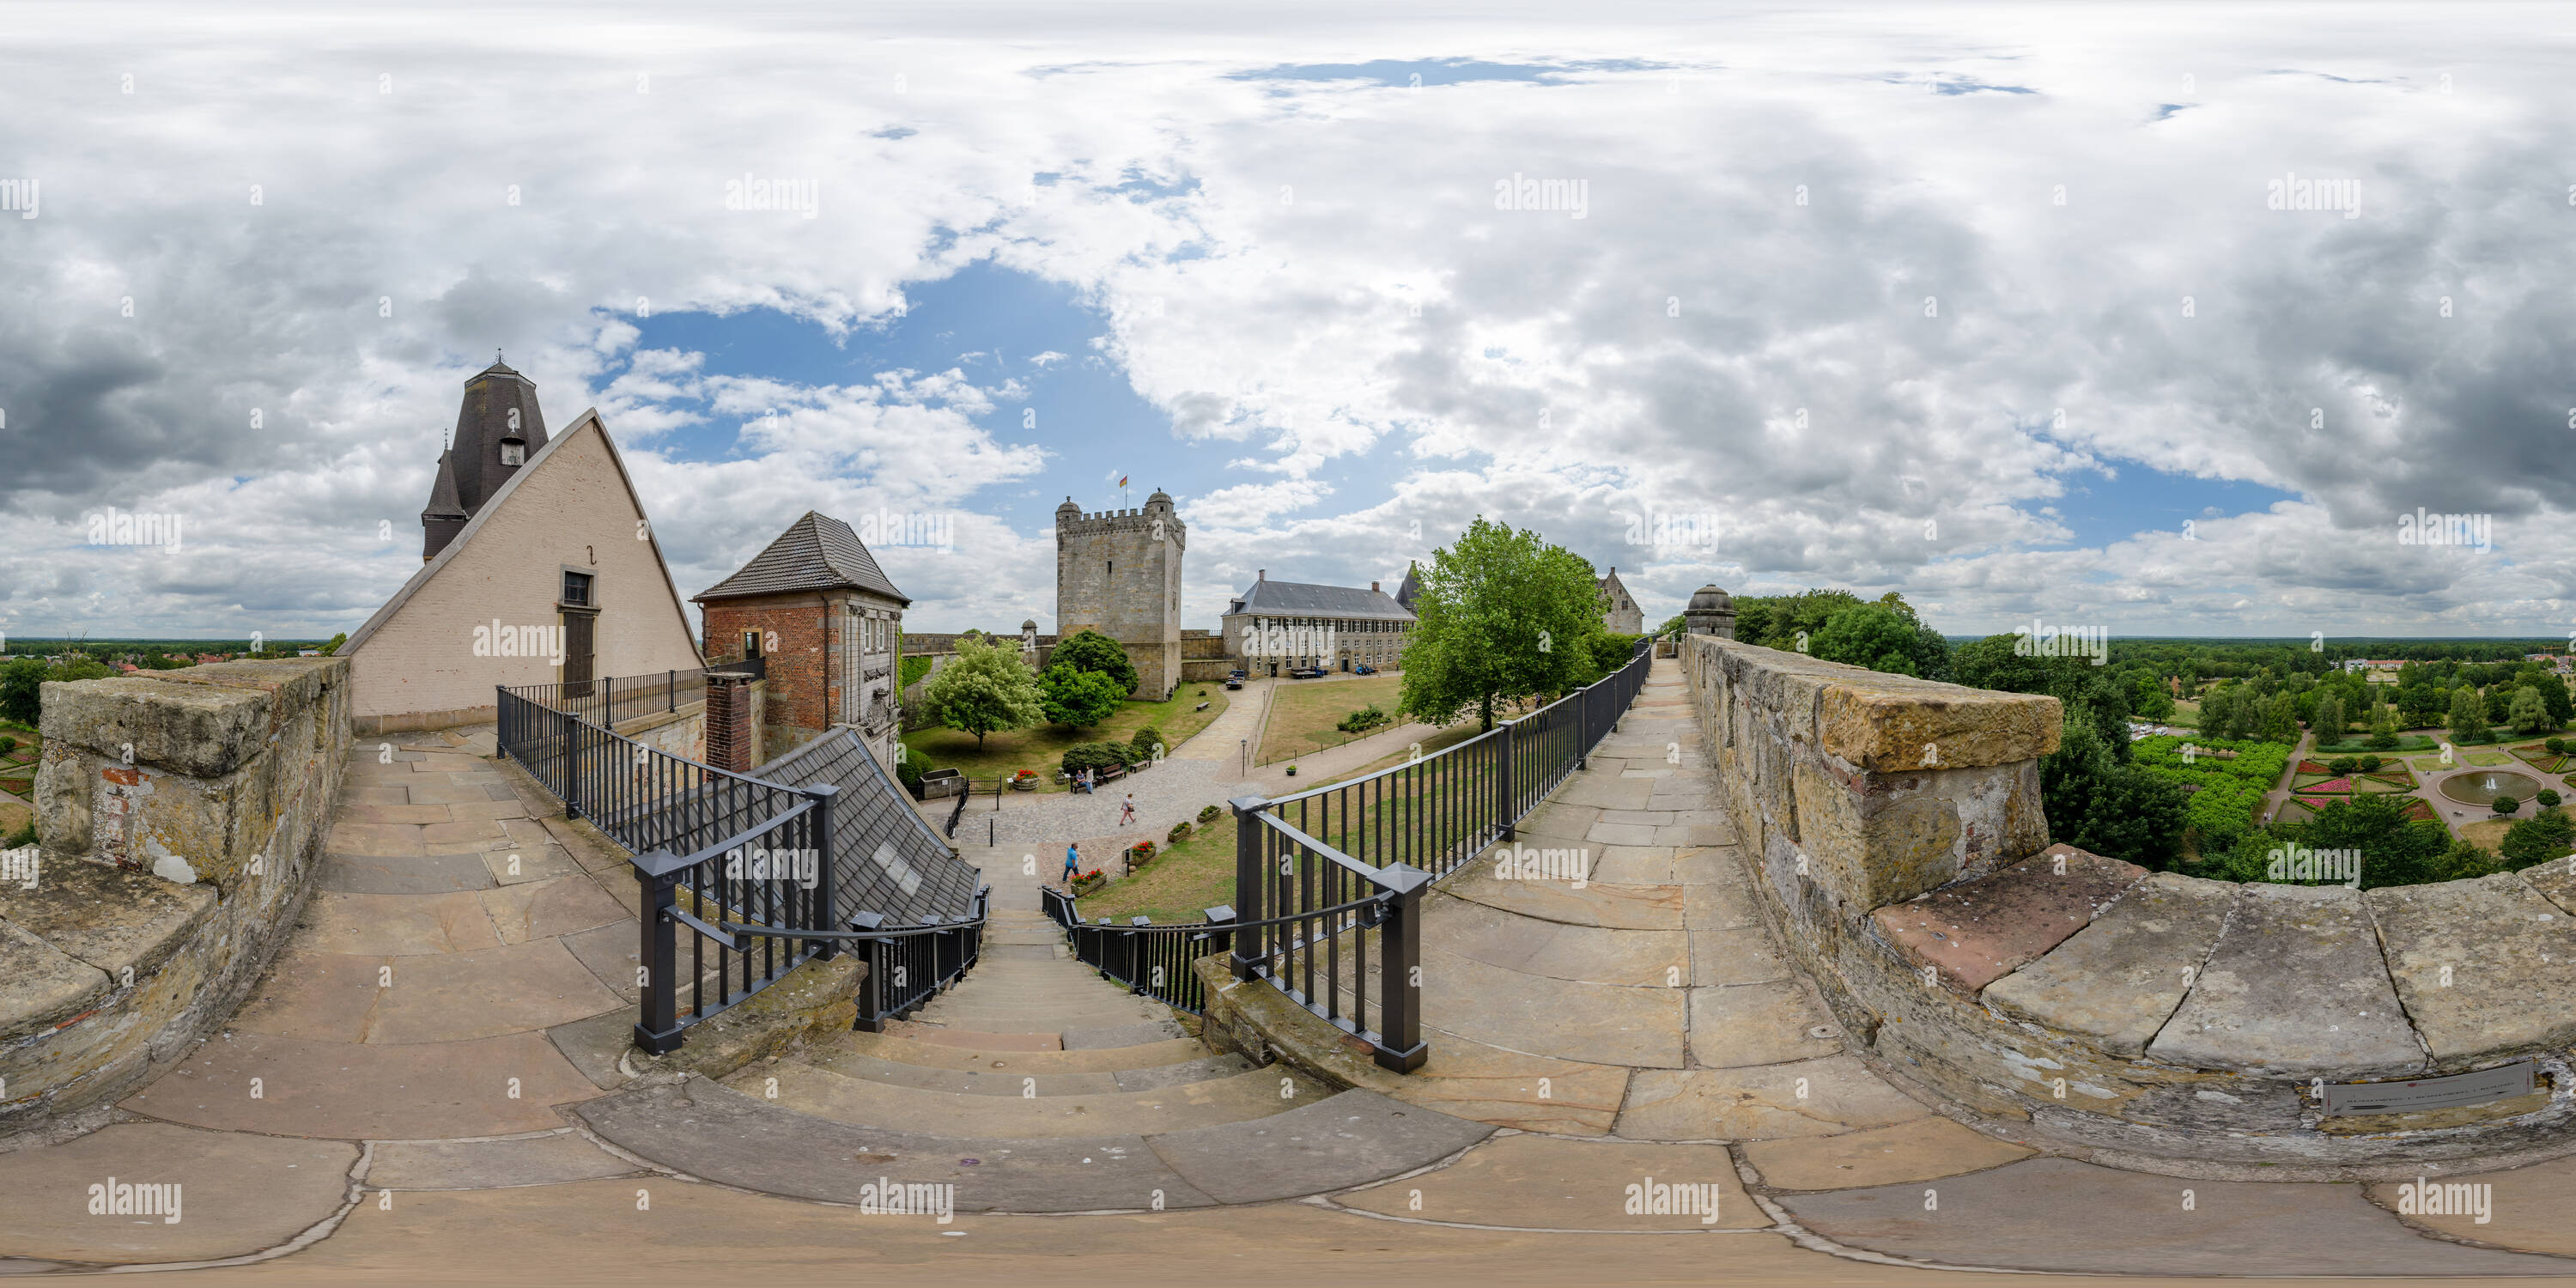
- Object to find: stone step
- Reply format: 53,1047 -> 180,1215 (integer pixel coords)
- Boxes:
721,1059 -> 1327,1138
798,1044 -> 1255,1097
573,1076 -> 1493,1212
905,1005 -> 1172,1034
831,1027 -> 1211,1072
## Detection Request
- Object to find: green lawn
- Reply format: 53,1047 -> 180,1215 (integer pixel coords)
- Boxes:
1079,729 -> 1498,925
903,686 -> 1229,788
1256,675 -> 1405,765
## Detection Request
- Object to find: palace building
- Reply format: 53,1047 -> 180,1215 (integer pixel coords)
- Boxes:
1219,570 -> 1415,677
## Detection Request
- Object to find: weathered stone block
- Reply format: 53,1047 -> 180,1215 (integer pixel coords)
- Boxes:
2146,884 -> 2422,1078
0,857 -> 216,981
2365,873 -> 2576,1067
1984,872 -> 2233,1058
1872,844 -> 2146,995
0,919 -> 109,1043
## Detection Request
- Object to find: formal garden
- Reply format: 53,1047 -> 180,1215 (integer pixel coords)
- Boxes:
0,719 -> 37,847
897,629 -> 1229,792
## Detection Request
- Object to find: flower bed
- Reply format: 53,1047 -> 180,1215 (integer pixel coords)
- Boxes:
2297,776 -> 2354,794
2395,798 -> 2439,823
1071,868 -> 1107,896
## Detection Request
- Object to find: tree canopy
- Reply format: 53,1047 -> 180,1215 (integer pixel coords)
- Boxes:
1038,663 -> 1125,730
921,635 -> 1045,750
1395,517 -> 1609,732
1049,629 -> 1139,696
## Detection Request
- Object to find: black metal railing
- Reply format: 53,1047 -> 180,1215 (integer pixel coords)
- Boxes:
1043,888 -> 1231,1016
1054,640 -> 1655,1071
507,664 -> 750,735
497,674 -> 981,1054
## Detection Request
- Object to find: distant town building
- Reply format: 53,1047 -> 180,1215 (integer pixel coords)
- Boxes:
1219,570 -> 1414,677
342,361 -> 702,734
1597,567 -> 1643,635
1055,491 -> 1183,701
695,511 -> 909,770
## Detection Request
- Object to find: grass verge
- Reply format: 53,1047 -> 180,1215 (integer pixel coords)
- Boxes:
903,686 -> 1229,788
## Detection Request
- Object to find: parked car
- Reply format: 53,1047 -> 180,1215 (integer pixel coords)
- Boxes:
1354,664 -> 1376,675
1228,668 -> 1247,679
1288,666 -> 1327,679
1224,677 -> 1243,690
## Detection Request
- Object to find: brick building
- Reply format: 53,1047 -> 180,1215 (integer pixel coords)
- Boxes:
694,512 -> 909,770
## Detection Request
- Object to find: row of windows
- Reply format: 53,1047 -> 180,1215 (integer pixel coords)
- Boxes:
1243,616 -> 1407,632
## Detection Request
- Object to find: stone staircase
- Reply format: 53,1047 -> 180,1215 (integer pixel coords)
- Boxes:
573,902 -> 1491,1212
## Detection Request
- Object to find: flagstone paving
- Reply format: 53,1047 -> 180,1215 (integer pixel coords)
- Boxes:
9,681 -> 2576,1278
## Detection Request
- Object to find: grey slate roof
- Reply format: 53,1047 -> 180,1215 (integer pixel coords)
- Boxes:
422,448 -> 466,519
753,729 -> 981,924
1394,562 -> 1423,613
1224,578 -> 1416,621
695,510 -> 909,605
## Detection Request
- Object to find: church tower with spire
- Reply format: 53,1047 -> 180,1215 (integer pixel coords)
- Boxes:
421,356 -> 550,562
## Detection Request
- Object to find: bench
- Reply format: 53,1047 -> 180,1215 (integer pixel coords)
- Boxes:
1194,701 -> 1209,712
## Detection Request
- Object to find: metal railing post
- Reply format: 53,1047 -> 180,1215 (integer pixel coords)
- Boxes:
630,849 -> 689,1054
1373,863 -> 1432,1072
561,705 -> 582,819
805,783 -> 839,961
1494,722 -> 1516,841
851,910 -> 888,1031
1230,796 -> 1268,981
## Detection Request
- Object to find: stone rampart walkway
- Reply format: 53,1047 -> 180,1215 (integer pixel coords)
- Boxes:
7,673 -> 2576,1278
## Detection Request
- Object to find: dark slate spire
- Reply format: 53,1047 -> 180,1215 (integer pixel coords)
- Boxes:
422,357 -> 549,562
420,447 -> 468,562
1394,559 -> 1423,613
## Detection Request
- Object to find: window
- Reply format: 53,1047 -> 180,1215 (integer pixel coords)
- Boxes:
561,570 -> 593,607
742,629 -> 762,659
500,441 -> 525,466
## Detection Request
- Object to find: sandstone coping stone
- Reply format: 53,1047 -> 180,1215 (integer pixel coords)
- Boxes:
2145,884 -> 2424,1078
2518,854 -> 2576,917
1983,871 -> 2234,1058
0,857 -> 216,981
0,917 -> 108,1042
36,677 -> 272,781
2364,872 -> 2576,1066
1706,640 -> 2061,771
1869,843 -> 2147,994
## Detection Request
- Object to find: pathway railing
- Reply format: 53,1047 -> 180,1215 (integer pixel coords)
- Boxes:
498,672 -> 982,1054
1056,640 -> 1655,1072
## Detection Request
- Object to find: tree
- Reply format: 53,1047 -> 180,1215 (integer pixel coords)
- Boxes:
1038,663 -> 1124,730
2500,809 -> 2576,867
2537,673 -> 2573,728
2041,701 -> 2187,868
2510,686 -> 2550,734
2312,693 -> 2345,743
1811,604 -> 1926,677
922,635 -> 1045,750
1049,629 -> 1139,696
1396,517 -> 1607,732
2493,795 -> 2521,817
2449,685 -> 2490,745
2259,694 -> 2300,744
0,658 -> 41,725
1952,634 -> 2132,761
319,632 -> 348,657
2295,793 -> 2454,888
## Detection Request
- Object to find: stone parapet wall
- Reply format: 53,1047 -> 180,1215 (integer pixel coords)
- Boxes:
3,659 -> 349,1136
1680,635 -> 2576,1175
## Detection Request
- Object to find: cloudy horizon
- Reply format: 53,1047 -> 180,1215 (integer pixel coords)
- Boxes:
5,2 -> 2573,644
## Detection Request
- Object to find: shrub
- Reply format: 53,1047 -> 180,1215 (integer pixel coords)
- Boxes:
1168,820 -> 1194,845
1335,703 -> 1390,734
2500,808 -> 2576,868
2543,789 -> 2564,808
2493,795 -> 2521,816
1132,726 -> 1167,758
2552,738 -> 2569,755
2369,729 -> 2399,750
2327,756 -> 2358,776
1196,803 -> 1223,824
2357,755 -> 2382,773
896,744 -> 930,792
1060,742 -> 1127,775
0,736 -> 15,756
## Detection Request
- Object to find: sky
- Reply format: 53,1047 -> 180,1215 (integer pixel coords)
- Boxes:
4,2 -> 2574,644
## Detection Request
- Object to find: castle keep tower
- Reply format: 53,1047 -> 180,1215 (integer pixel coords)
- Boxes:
1055,490 -> 1183,700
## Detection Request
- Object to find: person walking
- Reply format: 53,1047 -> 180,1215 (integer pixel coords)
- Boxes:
1062,841 -> 1081,885
1118,793 -> 1136,826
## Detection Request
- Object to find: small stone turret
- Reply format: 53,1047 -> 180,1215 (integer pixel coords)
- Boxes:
1685,585 -> 1736,639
